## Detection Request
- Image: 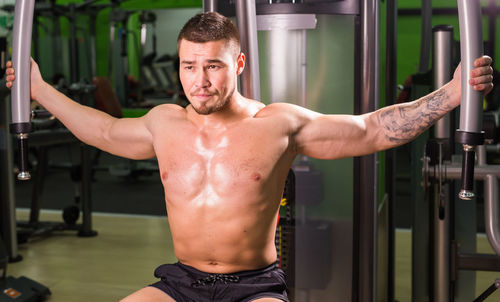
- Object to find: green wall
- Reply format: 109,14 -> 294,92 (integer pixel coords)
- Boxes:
396,0 -> 500,85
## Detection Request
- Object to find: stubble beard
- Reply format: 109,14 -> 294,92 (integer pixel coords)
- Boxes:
192,90 -> 233,115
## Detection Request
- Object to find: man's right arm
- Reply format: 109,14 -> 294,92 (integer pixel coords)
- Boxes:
6,60 -> 155,160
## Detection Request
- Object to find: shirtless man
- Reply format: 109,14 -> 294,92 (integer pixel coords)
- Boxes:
6,12 -> 493,302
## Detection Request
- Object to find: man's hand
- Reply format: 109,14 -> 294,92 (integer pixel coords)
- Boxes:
5,58 -> 48,101
452,55 -> 494,95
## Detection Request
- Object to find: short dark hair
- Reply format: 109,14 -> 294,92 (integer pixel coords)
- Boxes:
177,12 -> 240,52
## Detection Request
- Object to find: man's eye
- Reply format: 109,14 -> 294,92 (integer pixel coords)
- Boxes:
208,65 -> 219,69
184,66 -> 193,71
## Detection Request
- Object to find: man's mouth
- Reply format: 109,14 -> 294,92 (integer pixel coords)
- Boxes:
192,92 -> 214,100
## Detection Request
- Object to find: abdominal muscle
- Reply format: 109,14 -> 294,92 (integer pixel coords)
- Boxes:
160,156 -> 287,274
165,194 -> 280,274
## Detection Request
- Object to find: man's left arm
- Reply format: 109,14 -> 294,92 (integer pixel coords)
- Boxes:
294,56 -> 493,160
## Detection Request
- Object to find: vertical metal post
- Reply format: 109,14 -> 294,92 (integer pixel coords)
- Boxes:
11,0 -> 35,181
487,0 -> 495,60
203,0 -> 218,13
353,0 -> 379,301
1,91 -> 20,261
418,0 -> 432,74
432,25 -> 454,302
89,15 -> 97,78
68,3 -> 79,83
456,0 -> 484,200
235,0 -> 261,100
433,26 -> 454,290
385,1 -> 397,300
433,26 -> 454,140
300,29 -> 307,109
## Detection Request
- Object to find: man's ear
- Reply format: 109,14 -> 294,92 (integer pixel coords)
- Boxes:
237,53 -> 245,75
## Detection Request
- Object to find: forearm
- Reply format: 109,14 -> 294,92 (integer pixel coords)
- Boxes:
33,81 -> 117,149
372,81 -> 460,147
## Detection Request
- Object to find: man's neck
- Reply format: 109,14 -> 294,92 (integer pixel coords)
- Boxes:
188,93 -> 261,129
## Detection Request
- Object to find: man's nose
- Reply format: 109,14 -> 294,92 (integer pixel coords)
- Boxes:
194,69 -> 210,88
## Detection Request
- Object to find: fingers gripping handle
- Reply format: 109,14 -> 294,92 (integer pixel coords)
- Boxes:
10,0 -> 35,180
456,0 -> 484,200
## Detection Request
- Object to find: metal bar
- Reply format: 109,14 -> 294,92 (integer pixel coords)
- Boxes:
433,162 -> 451,302
11,0 -> 35,126
473,279 -> 500,302
433,25 -> 454,139
429,164 -> 500,180
11,0 -> 35,181
203,0 -> 218,12
432,25 -> 453,302
300,29 -> 306,108
0,91 -> 20,261
484,175 -> 500,255
385,1 -> 397,300
457,0 -> 484,134
68,4 -> 79,83
353,0 -> 379,301
29,147 -> 47,224
89,15 -> 97,77
78,143 -> 97,237
398,7 -> 500,16
418,0 -> 432,74
235,0 -> 261,100
456,0 -> 485,200
487,0 -> 495,59
457,253 -> 500,271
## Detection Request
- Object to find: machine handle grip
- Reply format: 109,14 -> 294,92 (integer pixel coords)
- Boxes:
458,147 -> 475,200
456,0 -> 484,199
16,134 -> 31,180
10,0 -> 35,181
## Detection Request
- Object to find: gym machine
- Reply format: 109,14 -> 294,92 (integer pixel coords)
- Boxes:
210,0 -> 378,301
0,2 -> 50,301
4,0 -> 97,251
421,0 -> 500,301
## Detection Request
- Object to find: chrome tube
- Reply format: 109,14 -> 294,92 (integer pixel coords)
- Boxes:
203,0 -> 217,13
11,0 -> 35,181
432,25 -> 453,302
456,0 -> 484,200
235,0 -> 261,100
433,25 -> 454,139
356,0 -> 379,301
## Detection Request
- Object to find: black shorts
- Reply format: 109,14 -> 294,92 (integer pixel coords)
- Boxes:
149,262 -> 289,302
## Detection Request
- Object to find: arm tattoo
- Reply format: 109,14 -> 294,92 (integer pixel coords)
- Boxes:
377,88 -> 453,144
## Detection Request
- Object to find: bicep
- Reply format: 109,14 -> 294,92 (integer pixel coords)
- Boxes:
102,116 -> 155,160
294,113 -> 379,160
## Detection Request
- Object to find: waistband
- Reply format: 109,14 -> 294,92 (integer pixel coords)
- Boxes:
177,261 -> 279,278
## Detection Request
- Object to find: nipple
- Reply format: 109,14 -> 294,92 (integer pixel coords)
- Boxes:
161,171 -> 169,181
251,172 -> 261,181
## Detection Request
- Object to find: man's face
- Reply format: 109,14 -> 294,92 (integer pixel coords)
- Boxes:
178,39 -> 243,115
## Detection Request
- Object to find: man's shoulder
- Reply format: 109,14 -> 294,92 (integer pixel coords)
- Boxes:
142,104 -> 189,130
147,103 -> 187,119
255,102 -> 302,118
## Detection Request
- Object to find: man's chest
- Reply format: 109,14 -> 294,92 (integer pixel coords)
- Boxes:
153,123 -> 293,198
